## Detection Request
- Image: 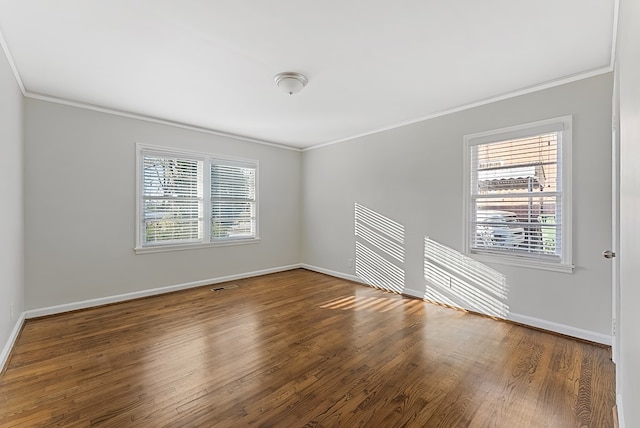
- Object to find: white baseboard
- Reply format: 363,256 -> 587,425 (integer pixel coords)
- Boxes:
301,264 -> 612,345
1,312 -> 26,373
402,287 -> 424,299
25,264 -> 302,319
507,313 -> 612,345
10,263 -> 612,371
617,393 -> 626,428
301,264 -> 362,283
301,264 -> 427,301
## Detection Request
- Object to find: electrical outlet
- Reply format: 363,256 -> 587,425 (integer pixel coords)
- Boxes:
347,258 -> 354,268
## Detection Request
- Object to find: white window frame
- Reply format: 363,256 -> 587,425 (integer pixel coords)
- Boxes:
462,116 -> 573,273
135,143 -> 259,254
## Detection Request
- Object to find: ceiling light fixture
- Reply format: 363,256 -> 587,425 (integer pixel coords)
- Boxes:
274,72 -> 308,95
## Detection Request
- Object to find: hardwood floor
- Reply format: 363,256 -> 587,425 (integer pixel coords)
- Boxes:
0,269 -> 615,427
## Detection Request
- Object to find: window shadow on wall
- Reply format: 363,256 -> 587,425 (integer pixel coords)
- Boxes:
424,237 -> 509,318
354,203 -> 405,294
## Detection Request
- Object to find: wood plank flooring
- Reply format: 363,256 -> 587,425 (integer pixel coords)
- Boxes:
0,269 -> 616,427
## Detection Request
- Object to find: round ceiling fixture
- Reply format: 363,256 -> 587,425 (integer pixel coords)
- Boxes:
274,72 -> 308,95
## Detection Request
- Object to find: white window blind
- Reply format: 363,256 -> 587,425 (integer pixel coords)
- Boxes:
142,154 -> 204,245
464,117 -> 572,270
137,145 -> 258,252
211,162 -> 256,240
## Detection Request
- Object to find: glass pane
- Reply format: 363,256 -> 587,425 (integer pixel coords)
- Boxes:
211,201 -> 255,239
210,161 -> 256,240
143,156 -> 203,197
470,131 -> 562,260
474,133 -> 558,195
211,164 -> 256,199
472,196 -> 560,257
145,219 -> 201,243
142,153 -> 204,244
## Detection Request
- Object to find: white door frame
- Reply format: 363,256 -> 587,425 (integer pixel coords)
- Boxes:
611,65 -> 621,364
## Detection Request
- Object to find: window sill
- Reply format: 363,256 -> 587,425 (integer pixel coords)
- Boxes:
134,238 -> 261,254
469,251 -> 574,274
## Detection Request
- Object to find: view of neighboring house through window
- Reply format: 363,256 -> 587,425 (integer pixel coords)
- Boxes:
464,116 -> 572,271
136,144 -> 258,252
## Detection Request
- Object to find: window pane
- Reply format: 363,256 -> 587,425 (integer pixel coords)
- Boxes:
211,164 -> 256,199
472,196 -> 560,258
145,219 -> 201,243
211,163 -> 256,240
469,131 -> 562,260
474,133 -> 558,194
142,154 -> 203,245
143,156 -> 202,197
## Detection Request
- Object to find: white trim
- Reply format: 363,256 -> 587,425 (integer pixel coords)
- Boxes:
561,117 -> 574,269
301,264 -> 362,283
507,312 -> 612,345
25,264 -> 302,319
0,27 -> 26,94
1,7 -> 616,154
300,264 -> 424,299
617,393 -> 626,428
25,92 -> 301,152
11,264 -> 611,371
302,264 -> 610,344
611,0 -> 620,69
1,312 -> 26,373
401,287 -> 424,299
134,237 -> 261,254
304,67 -> 612,152
135,142 -> 262,164
464,118 -> 568,146
24,69 -> 613,153
469,253 -> 574,274
611,64 -> 621,365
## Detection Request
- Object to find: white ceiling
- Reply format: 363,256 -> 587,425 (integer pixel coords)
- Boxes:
0,1 -> 615,149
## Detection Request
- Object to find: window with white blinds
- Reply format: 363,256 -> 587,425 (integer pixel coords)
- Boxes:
211,162 -> 256,240
142,154 -> 204,245
136,144 -> 258,252
463,117 -> 573,272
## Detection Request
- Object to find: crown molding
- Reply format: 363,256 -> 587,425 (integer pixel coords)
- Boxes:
0,25 -> 26,95
304,65 -> 614,152
24,91 -> 302,152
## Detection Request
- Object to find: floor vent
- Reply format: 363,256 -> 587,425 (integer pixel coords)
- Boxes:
211,284 -> 239,292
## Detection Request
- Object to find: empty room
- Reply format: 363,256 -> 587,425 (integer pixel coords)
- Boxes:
1,1 -> 639,427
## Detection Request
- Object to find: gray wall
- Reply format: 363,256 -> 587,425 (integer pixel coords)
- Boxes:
302,73 -> 613,338
24,100 -> 302,309
617,0 -> 640,424
0,44 -> 24,351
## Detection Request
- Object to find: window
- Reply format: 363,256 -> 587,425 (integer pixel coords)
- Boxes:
136,144 -> 258,253
463,116 -> 572,272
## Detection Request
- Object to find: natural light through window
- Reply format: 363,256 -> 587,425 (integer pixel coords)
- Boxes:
142,155 -> 204,244
354,203 -> 405,293
424,236 -> 509,318
319,295 -> 423,314
135,144 -> 258,253
463,116 -> 573,272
